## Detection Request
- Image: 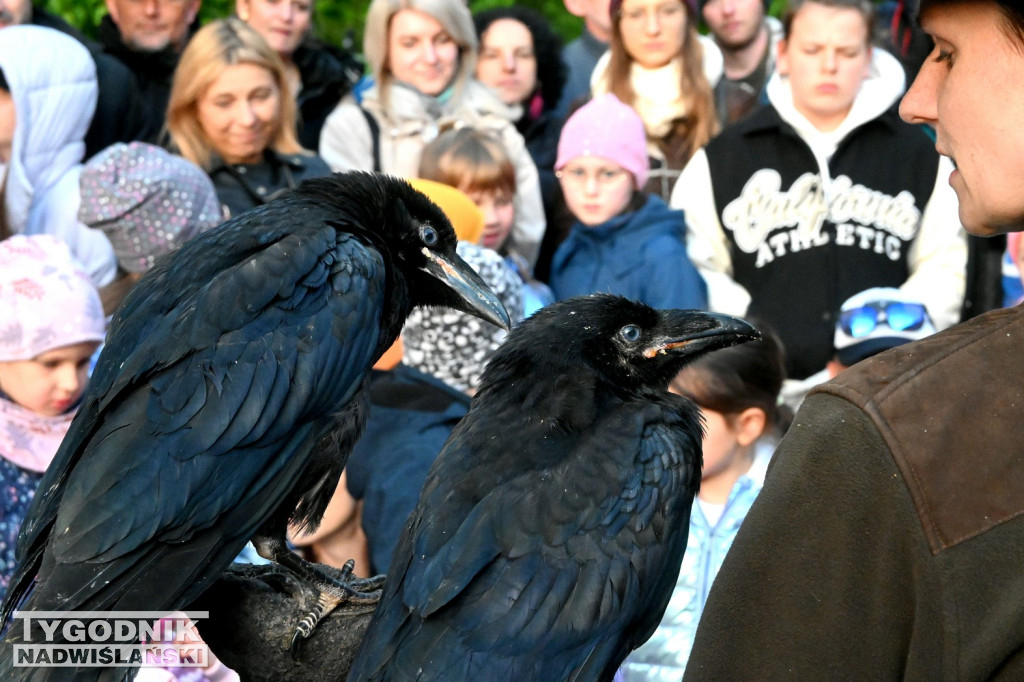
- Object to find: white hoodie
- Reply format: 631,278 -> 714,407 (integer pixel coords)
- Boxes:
674,46 -> 965,334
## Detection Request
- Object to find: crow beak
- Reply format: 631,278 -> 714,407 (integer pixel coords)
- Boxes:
644,310 -> 760,359
420,248 -> 512,330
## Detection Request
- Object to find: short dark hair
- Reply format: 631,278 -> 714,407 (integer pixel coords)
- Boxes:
670,319 -> 788,435
472,6 -> 567,114
782,0 -> 876,44
916,1 -> 1024,50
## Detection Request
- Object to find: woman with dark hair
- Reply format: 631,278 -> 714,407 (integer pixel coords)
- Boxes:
473,6 -> 566,239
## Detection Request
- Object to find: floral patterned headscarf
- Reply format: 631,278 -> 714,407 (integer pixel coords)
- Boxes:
401,241 -> 524,393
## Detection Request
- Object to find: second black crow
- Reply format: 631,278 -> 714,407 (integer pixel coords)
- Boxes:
348,294 -> 759,681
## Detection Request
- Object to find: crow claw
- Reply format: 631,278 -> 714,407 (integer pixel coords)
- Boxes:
287,561 -> 386,657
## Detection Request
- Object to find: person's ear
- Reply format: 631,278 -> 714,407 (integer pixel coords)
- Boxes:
186,0 -> 200,25
105,0 -> 120,25
776,38 -> 789,76
236,0 -> 250,22
563,0 -> 587,19
862,43 -> 873,80
734,406 -> 766,447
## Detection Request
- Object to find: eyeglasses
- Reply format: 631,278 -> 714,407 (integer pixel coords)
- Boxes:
839,301 -> 929,338
556,166 -> 631,187
618,3 -> 685,26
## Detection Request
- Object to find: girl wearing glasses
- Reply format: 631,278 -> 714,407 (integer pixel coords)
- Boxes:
591,0 -> 722,201
548,94 -> 707,311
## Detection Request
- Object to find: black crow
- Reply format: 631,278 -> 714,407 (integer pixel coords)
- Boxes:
347,294 -> 759,682
0,172 -> 509,679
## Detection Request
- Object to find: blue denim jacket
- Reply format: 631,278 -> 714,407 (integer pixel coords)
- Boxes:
618,440 -> 775,682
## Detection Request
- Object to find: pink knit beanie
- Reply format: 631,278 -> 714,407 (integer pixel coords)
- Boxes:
555,93 -> 649,188
0,235 -> 106,362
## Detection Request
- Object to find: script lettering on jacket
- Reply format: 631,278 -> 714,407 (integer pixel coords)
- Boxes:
721,170 -> 921,266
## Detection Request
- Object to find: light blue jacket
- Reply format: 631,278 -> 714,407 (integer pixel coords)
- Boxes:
618,441 -> 775,682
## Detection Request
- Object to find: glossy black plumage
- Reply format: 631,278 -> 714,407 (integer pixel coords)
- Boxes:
0,172 -> 509,679
348,295 -> 759,682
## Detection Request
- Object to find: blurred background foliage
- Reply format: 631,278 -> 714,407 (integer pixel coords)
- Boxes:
40,0 -> 584,50
40,0 -> 884,53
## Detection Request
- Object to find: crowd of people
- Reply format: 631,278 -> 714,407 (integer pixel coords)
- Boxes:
1,0 -> 1023,678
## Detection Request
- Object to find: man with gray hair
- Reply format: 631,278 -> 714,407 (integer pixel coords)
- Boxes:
97,0 -> 201,143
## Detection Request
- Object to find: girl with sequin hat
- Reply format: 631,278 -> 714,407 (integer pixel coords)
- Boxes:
78,141 -> 223,315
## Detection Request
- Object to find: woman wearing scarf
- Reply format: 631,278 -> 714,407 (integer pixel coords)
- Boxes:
317,0 -> 546,267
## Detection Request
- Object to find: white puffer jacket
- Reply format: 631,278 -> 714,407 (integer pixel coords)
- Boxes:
0,25 -> 115,287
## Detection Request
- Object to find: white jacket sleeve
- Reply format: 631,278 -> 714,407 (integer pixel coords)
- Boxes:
671,149 -> 751,316
318,96 -> 375,173
901,155 -> 967,331
31,170 -> 116,288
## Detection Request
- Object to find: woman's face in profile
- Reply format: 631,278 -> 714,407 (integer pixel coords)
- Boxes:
196,62 -> 281,165
387,8 -> 459,97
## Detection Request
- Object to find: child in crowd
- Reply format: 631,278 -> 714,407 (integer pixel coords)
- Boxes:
78,141 -> 223,316
0,234 -> 106,595
550,93 -> 707,310
619,321 -> 787,681
0,26 -> 116,286
419,126 -> 553,316
780,286 -> 938,411
675,0 -> 965,381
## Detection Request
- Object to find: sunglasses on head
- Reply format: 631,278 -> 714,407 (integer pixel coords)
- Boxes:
840,301 -> 928,339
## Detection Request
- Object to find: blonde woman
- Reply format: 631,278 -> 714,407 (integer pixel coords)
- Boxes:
318,0 -> 546,267
235,0 -> 362,150
166,17 -> 331,219
592,0 -> 722,200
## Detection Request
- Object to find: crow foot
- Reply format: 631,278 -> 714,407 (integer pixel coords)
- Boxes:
250,534 -> 385,658
287,559 -> 385,657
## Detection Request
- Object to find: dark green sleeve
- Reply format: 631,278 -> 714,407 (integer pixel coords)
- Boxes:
682,393 -> 938,680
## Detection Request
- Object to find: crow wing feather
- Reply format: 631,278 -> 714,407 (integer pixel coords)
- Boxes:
353,397 -> 701,681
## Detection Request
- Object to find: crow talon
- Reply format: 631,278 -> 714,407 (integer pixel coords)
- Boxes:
289,601 -> 327,659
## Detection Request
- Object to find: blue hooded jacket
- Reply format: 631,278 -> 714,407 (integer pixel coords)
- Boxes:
549,194 -> 708,310
345,365 -> 470,574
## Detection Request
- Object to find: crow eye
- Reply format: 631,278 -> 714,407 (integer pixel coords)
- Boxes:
619,325 -> 641,343
421,225 -> 439,247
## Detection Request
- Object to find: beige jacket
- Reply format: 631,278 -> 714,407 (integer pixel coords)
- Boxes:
319,80 -> 545,266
